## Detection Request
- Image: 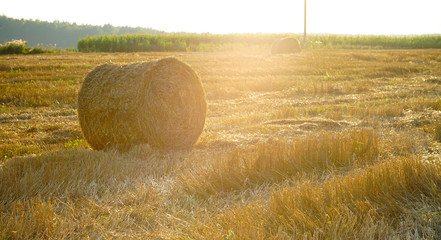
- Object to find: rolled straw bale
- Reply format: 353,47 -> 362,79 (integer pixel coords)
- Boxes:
77,57 -> 207,151
271,37 -> 302,54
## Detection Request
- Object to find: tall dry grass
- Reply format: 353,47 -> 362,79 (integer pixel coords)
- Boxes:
191,157 -> 441,239
179,129 -> 379,197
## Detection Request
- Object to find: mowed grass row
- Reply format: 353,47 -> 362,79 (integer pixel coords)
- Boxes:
198,156 -> 441,239
1,50 -> 441,238
179,129 -> 379,197
0,129 -> 392,238
1,138 -> 440,238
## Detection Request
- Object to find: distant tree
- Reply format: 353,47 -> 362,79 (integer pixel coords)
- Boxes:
0,15 -> 164,49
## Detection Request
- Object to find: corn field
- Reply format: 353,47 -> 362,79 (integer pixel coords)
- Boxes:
77,33 -> 441,52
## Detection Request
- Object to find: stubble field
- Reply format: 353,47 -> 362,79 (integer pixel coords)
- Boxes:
1,49 -> 441,239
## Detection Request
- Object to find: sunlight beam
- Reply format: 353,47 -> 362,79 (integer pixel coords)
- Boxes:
304,0 -> 307,42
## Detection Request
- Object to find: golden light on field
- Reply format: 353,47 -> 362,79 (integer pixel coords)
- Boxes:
1,0 -> 441,238
2,50 -> 441,238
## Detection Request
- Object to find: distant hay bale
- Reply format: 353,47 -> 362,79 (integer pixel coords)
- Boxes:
271,37 -> 302,54
77,57 -> 207,151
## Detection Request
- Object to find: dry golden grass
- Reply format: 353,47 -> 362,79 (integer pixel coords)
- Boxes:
206,156 -> 441,239
179,129 -> 379,198
1,49 -> 441,239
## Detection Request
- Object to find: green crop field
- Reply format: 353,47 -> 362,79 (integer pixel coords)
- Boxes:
77,34 -> 441,52
1,48 -> 441,239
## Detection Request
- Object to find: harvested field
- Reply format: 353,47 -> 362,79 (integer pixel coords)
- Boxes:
1,49 -> 441,239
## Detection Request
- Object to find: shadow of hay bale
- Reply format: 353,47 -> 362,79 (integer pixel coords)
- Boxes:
77,57 -> 207,151
0,146 -> 184,202
271,37 -> 302,55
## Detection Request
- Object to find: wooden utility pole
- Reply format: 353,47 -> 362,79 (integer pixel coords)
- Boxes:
304,0 -> 307,43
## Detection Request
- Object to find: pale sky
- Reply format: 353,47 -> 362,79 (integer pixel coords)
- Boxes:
2,0 -> 441,34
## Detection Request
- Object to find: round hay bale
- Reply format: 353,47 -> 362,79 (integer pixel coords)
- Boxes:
271,37 -> 302,54
77,57 -> 207,151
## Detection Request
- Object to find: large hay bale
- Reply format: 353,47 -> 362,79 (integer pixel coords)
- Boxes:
77,57 -> 207,151
271,37 -> 302,54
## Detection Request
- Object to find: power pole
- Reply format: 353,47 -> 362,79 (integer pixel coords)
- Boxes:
304,0 -> 307,43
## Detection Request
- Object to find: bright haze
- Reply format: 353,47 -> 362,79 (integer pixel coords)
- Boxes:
2,0 -> 440,34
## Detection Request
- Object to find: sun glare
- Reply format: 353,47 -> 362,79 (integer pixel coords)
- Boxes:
1,0 -> 440,34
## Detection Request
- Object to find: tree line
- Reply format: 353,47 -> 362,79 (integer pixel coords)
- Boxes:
1,15 -> 440,52
0,15 -> 163,49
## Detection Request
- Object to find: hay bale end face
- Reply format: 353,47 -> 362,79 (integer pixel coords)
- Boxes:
78,57 -> 207,151
271,37 -> 302,54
